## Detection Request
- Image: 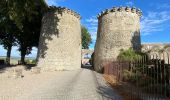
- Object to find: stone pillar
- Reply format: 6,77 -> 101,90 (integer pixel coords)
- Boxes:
37,6 -> 81,71
94,7 -> 142,72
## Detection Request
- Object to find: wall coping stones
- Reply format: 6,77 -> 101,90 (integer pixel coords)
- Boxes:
48,6 -> 81,19
97,6 -> 142,19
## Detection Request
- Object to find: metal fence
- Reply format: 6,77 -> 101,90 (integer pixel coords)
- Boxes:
104,52 -> 170,100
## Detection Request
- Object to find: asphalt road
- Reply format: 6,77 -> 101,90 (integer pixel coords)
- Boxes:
16,68 -> 122,100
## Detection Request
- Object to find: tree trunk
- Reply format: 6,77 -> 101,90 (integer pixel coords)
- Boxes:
6,45 -> 12,65
21,48 -> 26,65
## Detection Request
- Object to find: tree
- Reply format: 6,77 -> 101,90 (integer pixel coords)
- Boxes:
16,0 -> 48,64
17,14 -> 42,64
0,0 -> 47,30
81,26 -> 92,49
0,19 -> 19,64
0,0 -> 48,64
0,1 -> 19,64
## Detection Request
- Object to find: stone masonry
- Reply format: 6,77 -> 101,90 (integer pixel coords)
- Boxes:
36,6 -> 81,71
142,43 -> 170,52
142,43 -> 170,64
94,7 -> 142,72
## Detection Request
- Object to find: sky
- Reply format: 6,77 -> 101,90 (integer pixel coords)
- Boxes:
0,0 -> 170,57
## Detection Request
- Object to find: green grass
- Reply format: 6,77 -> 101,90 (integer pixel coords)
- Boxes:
0,56 -> 36,65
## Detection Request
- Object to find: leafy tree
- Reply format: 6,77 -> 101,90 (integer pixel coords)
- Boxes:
0,0 -> 48,64
0,20 -> 19,64
17,15 -> 42,64
0,1 -> 19,64
16,0 -> 48,64
0,0 -> 47,30
81,26 -> 92,49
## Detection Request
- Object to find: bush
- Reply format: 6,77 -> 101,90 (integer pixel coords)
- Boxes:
118,48 -> 145,61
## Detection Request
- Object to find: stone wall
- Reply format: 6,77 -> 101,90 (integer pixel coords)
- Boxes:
142,43 -> 170,64
142,43 -> 170,52
36,6 -> 81,71
94,7 -> 142,72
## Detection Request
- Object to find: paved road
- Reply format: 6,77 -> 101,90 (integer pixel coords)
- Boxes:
17,68 -> 122,100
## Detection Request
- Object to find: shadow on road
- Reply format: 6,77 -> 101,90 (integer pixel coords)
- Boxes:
81,64 -> 94,70
97,85 -> 122,100
0,64 -> 36,74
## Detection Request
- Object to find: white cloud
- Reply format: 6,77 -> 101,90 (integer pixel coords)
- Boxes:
125,1 -> 134,6
86,17 -> 98,23
45,0 -> 58,6
157,3 -> 170,9
150,3 -> 170,10
141,11 -> 170,36
85,16 -> 98,49
45,0 -> 66,6
86,17 -> 98,36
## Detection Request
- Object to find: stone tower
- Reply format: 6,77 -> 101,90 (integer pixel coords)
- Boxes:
94,7 -> 142,72
37,6 -> 81,71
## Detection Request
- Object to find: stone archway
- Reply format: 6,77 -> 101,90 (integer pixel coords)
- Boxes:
81,49 -> 94,65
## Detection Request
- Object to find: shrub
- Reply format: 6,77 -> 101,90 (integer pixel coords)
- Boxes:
118,48 -> 145,61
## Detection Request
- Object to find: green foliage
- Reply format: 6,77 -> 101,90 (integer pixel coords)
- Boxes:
81,26 -> 92,49
0,0 -> 19,48
0,0 -> 21,64
0,0 -> 48,64
16,1 -> 47,64
118,48 -> 145,61
0,16 -> 18,49
25,59 -> 36,64
0,0 -> 48,29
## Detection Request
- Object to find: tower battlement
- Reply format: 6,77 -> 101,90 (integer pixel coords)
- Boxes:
48,6 -> 81,19
97,6 -> 142,19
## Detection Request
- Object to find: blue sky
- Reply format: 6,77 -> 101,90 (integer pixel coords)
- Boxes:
0,0 -> 170,57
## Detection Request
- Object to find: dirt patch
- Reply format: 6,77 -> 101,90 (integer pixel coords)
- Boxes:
0,66 -> 59,100
103,74 -> 141,100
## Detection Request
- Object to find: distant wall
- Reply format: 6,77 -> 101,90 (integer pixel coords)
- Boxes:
142,43 -> 170,52
142,43 -> 170,63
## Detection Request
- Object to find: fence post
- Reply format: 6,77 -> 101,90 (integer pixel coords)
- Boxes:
155,54 -> 159,99
167,52 -> 170,97
165,52 -> 170,97
160,52 -> 164,97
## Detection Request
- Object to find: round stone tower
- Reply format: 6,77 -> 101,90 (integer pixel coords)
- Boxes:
94,7 -> 142,72
37,6 -> 81,71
